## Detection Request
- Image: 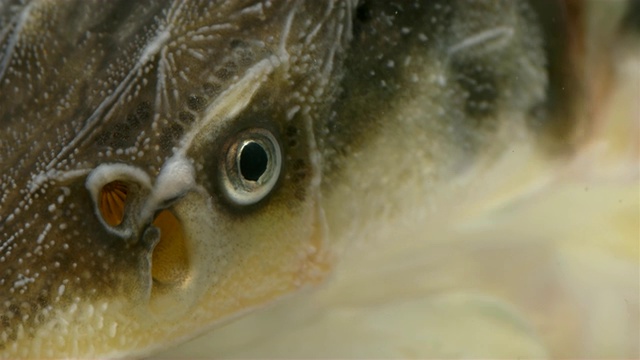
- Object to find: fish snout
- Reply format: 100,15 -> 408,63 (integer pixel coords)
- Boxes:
85,162 -> 193,305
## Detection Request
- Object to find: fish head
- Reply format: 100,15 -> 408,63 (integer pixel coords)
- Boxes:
0,1 -> 351,357
0,0 -> 596,358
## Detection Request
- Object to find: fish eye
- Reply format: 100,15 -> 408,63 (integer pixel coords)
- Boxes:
221,128 -> 282,205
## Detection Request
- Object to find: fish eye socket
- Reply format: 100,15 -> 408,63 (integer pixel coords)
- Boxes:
221,128 -> 281,205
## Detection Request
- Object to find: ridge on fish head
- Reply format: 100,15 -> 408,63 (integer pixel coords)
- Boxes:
0,0 -> 584,358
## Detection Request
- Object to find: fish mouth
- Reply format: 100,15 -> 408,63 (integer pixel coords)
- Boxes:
148,209 -> 190,288
144,206 -> 198,317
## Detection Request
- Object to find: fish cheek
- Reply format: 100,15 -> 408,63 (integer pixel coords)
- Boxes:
181,114 -> 328,324
0,175 -> 156,353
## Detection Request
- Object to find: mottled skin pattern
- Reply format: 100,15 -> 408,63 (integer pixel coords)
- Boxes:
0,0 -> 578,358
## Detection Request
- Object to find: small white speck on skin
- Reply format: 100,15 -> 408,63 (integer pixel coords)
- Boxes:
36,223 -> 52,244
404,56 -> 412,67
85,304 -> 94,317
286,105 -> 301,120
109,322 -> 117,337
13,274 -> 35,289
96,315 -> 104,330
447,26 -> 515,56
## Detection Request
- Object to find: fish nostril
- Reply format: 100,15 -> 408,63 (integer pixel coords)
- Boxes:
99,181 -> 128,226
151,210 -> 189,285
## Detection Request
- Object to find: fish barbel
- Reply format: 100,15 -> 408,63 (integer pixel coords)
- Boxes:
0,0 -> 638,358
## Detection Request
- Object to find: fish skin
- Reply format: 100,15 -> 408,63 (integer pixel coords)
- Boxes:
1,1 -> 353,357
0,0 -> 588,358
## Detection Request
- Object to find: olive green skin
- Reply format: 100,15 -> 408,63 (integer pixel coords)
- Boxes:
0,1 -> 578,358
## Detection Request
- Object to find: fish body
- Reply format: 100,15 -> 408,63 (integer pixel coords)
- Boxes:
0,0 -> 637,358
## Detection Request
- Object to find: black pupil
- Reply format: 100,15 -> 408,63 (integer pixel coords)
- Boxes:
239,142 -> 268,181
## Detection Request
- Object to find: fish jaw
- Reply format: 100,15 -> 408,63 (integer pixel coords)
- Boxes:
139,190 -> 332,356
7,187 -> 332,359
